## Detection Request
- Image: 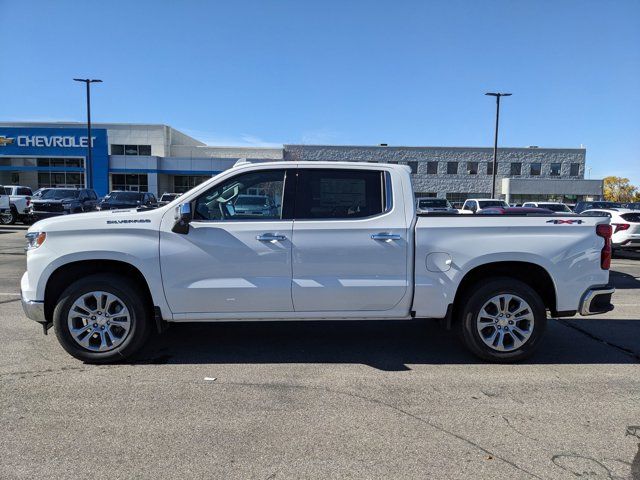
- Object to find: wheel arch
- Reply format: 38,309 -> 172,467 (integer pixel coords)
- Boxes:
451,261 -> 559,325
44,260 -> 155,323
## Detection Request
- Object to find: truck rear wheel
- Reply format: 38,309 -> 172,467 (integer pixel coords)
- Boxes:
0,206 -> 17,225
458,277 -> 547,362
53,274 -> 152,363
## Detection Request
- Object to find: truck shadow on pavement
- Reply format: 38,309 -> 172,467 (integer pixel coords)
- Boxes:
610,270 -> 640,289
139,317 -> 640,370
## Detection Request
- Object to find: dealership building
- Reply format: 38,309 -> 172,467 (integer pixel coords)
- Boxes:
0,122 -> 602,203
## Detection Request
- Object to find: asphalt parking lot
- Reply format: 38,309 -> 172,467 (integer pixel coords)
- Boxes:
1,224 -> 639,479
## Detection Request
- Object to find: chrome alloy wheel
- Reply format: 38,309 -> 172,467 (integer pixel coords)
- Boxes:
0,211 -> 13,224
67,291 -> 132,352
476,294 -> 535,352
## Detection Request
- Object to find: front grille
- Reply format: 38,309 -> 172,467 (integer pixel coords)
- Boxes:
33,203 -> 64,212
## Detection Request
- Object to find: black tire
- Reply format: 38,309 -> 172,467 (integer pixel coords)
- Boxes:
0,206 -> 17,225
458,277 -> 547,363
53,274 -> 152,363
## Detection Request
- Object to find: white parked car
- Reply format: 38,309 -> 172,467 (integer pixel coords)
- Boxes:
1,185 -> 33,224
581,208 -> 640,250
21,162 -> 614,363
522,202 -> 572,213
459,198 -> 509,214
157,192 -> 182,207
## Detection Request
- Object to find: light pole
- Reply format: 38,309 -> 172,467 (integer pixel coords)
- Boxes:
485,92 -> 512,198
73,78 -> 102,189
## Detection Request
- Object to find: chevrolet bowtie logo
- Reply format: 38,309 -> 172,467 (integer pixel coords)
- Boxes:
0,136 -> 15,146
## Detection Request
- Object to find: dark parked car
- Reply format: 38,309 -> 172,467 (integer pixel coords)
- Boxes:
621,202 -> 640,210
98,191 -> 158,210
574,201 -> 622,214
29,188 -> 98,219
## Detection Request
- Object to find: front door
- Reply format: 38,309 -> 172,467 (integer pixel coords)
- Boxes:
160,168 -> 294,314
291,168 -> 409,312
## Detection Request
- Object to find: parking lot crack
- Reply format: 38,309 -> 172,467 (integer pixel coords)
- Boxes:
0,298 -> 20,305
223,380 -> 545,479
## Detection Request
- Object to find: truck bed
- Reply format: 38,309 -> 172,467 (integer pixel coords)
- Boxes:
411,213 -> 610,319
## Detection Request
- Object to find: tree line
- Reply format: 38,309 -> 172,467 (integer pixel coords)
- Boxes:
603,176 -> 640,202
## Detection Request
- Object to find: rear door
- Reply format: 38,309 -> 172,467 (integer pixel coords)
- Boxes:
290,167 -> 409,312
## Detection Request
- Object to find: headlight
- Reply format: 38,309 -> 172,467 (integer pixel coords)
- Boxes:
25,232 -> 46,251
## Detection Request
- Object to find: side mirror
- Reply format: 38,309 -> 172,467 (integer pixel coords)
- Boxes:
172,202 -> 192,234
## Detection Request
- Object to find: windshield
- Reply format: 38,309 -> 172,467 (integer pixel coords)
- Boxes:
541,203 -> 571,212
40,189 -> 80,200
104,192 -> 144,202
235,196 -> 271,207
161,194 -> 178,201
418,199 -> 450,208
479,200 -> 508,208
3,187 -> 10,195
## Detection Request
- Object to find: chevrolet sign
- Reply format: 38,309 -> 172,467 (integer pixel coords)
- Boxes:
14,135 -> 96,148
0,136 -> 15,146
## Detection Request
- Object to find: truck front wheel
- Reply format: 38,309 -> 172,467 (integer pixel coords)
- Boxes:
53,274 -> 152,363
459,277 -> 547,362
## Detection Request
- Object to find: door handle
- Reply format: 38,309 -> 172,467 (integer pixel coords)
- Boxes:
256,233 -> 287,242
371,233 -> 402,241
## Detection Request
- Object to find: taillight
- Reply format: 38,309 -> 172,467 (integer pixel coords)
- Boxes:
611,223 -> 630,233
596,224 -> 612,270
26,196 -> 31,207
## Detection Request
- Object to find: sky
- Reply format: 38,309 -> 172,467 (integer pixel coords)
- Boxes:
1,0 -> 639,184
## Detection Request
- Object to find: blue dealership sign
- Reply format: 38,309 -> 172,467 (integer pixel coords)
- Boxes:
0,127 -> 109,196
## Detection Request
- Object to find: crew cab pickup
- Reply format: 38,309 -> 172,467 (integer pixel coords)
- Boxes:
0,186 -> 10,217
21,162 -> 615,363
1,185 -> 33,225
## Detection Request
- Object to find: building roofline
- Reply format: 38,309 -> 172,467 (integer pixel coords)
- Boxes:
284,144 -> 586,151
0,121 -> 172,128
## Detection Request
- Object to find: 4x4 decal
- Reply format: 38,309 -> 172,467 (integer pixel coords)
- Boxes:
546,219 -> 584,224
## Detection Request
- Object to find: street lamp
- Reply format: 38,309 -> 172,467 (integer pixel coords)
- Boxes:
485,92 -> 512,198
73,78 -> 102,189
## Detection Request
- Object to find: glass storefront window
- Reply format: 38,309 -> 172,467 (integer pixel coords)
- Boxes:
37,171 -> 85,188
173,175 -> 211,193
111,173 -> 149,192
138,145 -> 151,155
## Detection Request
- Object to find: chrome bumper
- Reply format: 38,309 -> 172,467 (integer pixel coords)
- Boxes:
21,292 -> 46,324
579,286 -> 615,316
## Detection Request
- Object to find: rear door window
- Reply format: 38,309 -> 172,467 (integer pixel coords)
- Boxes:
621,213 -> 640,222
294,169 -> 386,220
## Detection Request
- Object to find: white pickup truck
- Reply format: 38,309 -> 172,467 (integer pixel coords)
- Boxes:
21,162 -> 615,363
1,185 -> 33,225
0,186 -> 10,216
